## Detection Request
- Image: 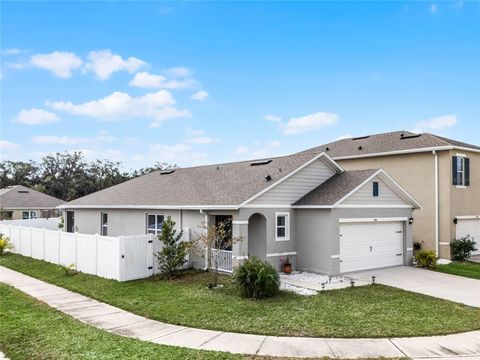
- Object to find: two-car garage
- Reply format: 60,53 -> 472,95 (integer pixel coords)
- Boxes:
339,219 -> 406,273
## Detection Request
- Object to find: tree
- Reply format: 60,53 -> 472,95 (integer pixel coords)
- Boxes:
192,219 -> 243,288
0,160 -> 40,188
155,216 -> 191,279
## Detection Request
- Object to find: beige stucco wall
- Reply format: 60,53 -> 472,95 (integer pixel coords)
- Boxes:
337,149 -> 480,259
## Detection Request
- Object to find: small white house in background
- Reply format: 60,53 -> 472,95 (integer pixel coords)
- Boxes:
59,152 -> 421,275
0,185 -> 65,220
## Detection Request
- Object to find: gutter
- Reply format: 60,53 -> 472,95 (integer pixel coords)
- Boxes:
433,150 -> 439,255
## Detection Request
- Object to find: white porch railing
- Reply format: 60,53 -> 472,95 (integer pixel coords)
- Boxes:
207,248 -> 233,273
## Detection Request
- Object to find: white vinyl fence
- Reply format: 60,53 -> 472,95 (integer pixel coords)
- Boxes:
1,217 -> 61,230
0,223 -> 157,282
207,248 -> 233,273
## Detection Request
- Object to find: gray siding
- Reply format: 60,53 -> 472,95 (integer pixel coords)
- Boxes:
342,176 -> 406,205
250,159 -> 335,205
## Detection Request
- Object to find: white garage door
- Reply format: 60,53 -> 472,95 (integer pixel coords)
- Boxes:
340,221 -> 404,273
456,218 -> 480,256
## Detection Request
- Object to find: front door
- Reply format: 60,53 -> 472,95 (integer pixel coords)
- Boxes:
215,215 -> 232,250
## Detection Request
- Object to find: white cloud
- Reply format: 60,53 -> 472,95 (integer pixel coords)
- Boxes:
47,90 -> 190,127
148,143 -> 207,164
165,67 -> 190,77
281,112 -> 339,135
429,4 -> 437,12
190,90 -> 209,101
5,62 -> 26,69
2,48 -> 23,56
32,134 -> 117,145
187,136 -> 219,144
129,71 -> 197,89
30,51 -> 83,78
264,114 -> 282,123
129,72 -> 167,88
411,114 -> 457,133
186,128 -> 205,136
270,140 -> 281,148
13,108 -> 60,125
84,50 -> 148,80
234,146 -> 249,155
0,140 -> 21,152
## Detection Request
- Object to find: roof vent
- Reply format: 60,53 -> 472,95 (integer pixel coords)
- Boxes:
18,190 -> 29,193
160,170 -> 175,175
250,159 -> 272,166
265,175 -> 272,181
358,146 -> 363,150
400,134 -> 421,140
352,135 -> 370,140
325,147 -> 330,151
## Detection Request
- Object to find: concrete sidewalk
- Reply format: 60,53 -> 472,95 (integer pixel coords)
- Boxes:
1,265 -> 479,359
348,266 -> 480,307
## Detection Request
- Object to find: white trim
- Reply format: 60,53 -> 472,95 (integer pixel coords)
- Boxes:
331,145 -> 480,161
456,153 -> 467,157
433,150 -> 439,257
335,204 -> 413,209
291,205 -> 333,209
233,255 -> 248,260
339,217 -> 408,223
330,254 -> 341,259
1,207 -> 58,210
240,204 -> 292,209
239,152 -> 343,207
376,170 -> 422,209
59,204 -> 239,210
439,242 -> 450,246
275,211 -> 290,241
406,248 -> 413,251
456,185 -> 467,189
455,215 -> 480,220
266,252 -> 297,257
232,220 -> 249,225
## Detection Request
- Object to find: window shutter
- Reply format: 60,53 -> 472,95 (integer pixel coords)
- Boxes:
373,181 -> 379,196
452,156 -> 458,185
465,158 -> 470,186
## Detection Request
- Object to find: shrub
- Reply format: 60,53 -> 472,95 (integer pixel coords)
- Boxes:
232,257 -> 280,299
155,216 -> 191,279
0,234 -> 13,256
451,235 -> 477,261
414,250 -> 437,269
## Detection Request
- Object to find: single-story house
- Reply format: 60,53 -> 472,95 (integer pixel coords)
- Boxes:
299,131 -> 480,258
0,185 -> 65,220
60,152 -> 421,275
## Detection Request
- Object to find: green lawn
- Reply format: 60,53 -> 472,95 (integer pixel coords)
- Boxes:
0,283 -> 242,360
1,253 -> 479,338
435,261 -> 480,280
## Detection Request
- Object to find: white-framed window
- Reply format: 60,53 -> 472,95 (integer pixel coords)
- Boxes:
22,211 -> 37,219
456,156 -> 465,186
147,214 -> 164,235
101,213 -> 108,236
275,212 -> 290,241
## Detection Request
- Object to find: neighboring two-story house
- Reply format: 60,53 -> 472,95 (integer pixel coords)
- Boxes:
300,131 -> 480,259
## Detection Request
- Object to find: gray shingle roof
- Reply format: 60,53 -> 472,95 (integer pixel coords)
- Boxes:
294,169 -> 378,206
0,185 -> 65,209
65,152 -> 324,207
299,131 -> 480,158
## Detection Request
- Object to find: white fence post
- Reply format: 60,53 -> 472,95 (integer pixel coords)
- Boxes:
57,230 -> 61,264
74,231 -> 78,268
118,236 -> 125,282
94,234 -> 99,276
42,228 -> 46,260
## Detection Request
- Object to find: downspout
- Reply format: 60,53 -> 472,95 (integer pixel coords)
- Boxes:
433,150 -> 439,255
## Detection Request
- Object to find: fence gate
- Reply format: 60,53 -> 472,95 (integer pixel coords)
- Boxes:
120,234 -> 155,281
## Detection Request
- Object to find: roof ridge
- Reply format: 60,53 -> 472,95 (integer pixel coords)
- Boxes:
423,133 -> 452,146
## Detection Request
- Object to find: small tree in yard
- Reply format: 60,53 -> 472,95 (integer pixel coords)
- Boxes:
155,216 -> 191,279
192,219 -> 243,288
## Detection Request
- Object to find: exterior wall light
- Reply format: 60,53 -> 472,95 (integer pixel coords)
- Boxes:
453,217 -> 458,224
409,217 -> 414,224
371,276 -> 376,284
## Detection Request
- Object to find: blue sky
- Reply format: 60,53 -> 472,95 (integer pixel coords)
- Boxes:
1,1 -> 479,170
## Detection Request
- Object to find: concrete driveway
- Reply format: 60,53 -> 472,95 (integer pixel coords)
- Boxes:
348,266 -> 480,307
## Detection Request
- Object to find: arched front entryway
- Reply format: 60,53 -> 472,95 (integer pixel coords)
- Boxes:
248,213 -> 267,260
